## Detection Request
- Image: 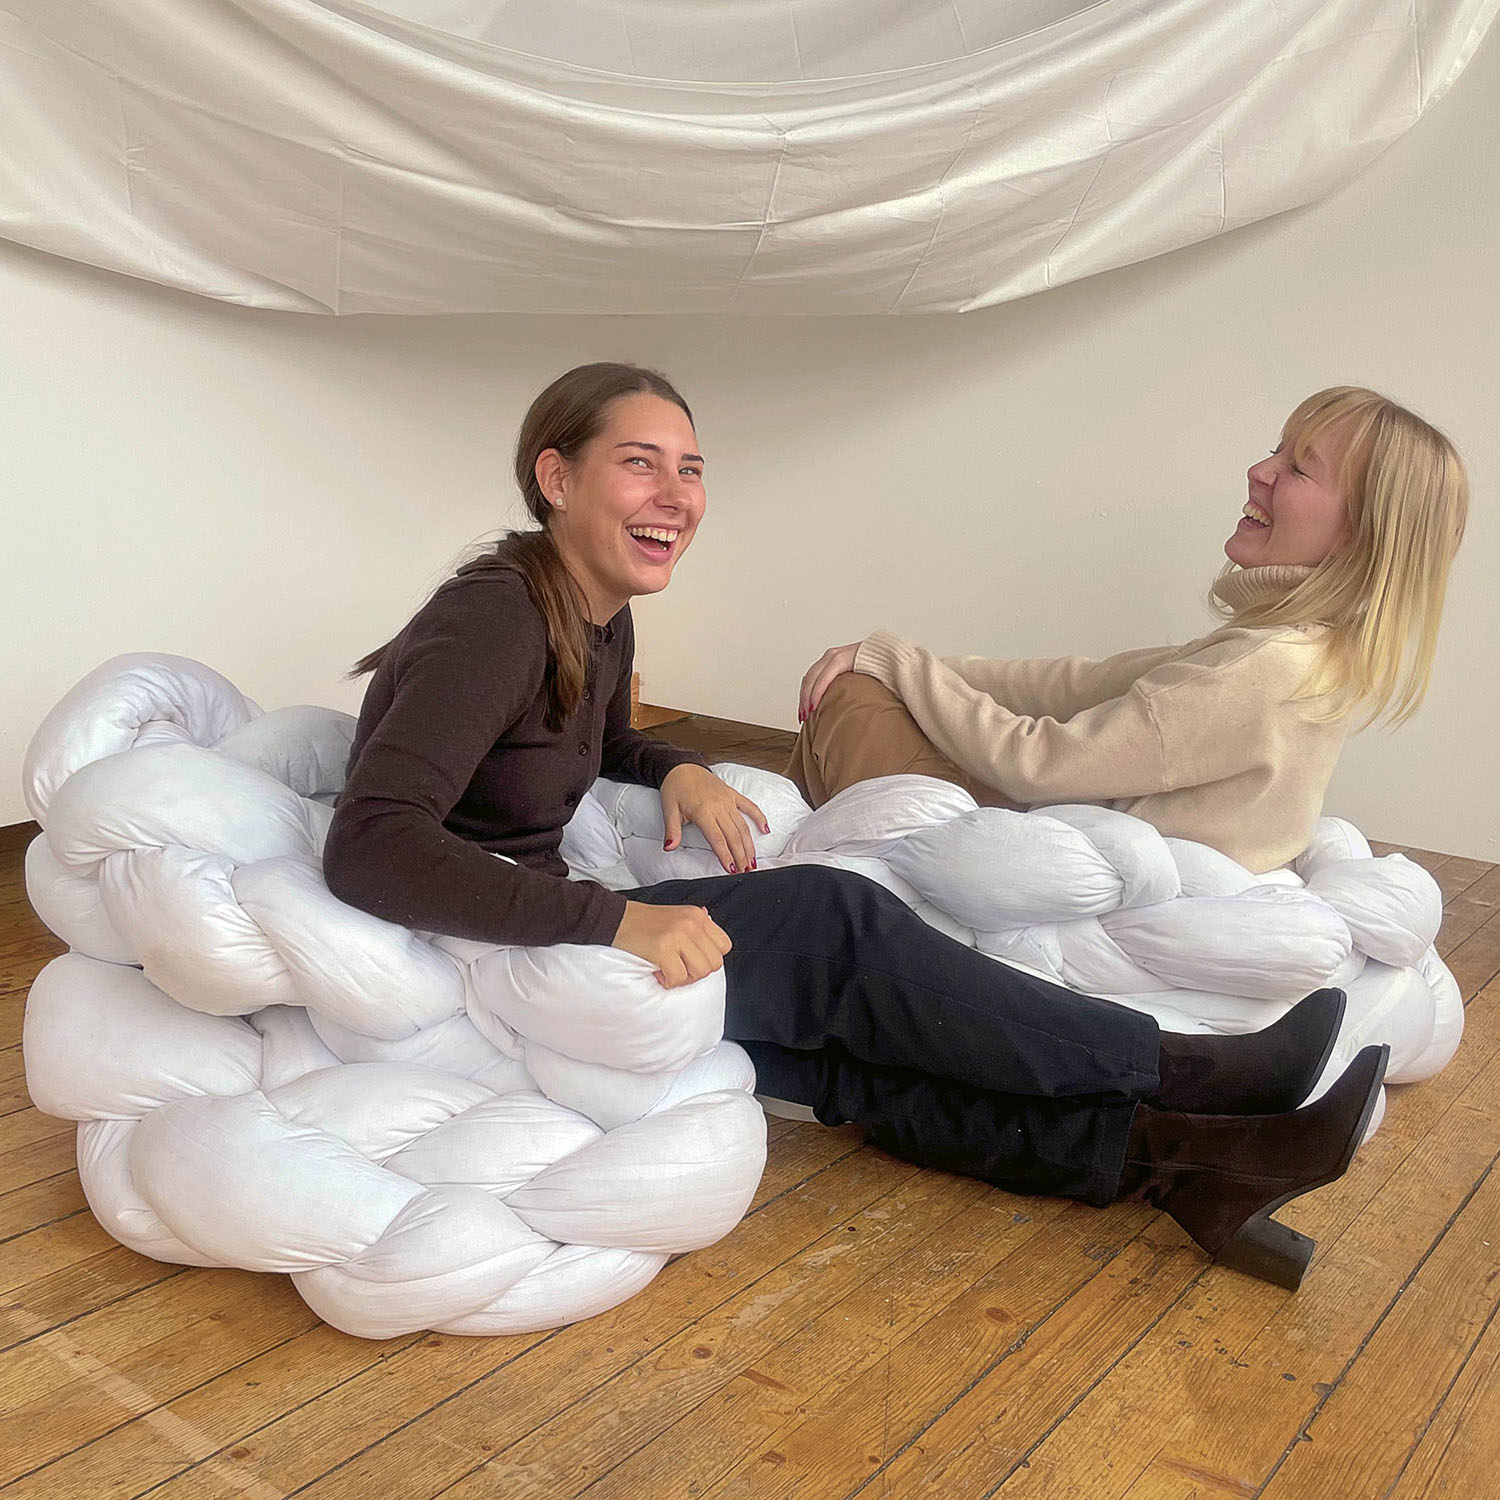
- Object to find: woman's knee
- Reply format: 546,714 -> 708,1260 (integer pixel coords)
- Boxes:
801,674 -> 934,793
806,672 -> 908,736
805,672 -> 1019,811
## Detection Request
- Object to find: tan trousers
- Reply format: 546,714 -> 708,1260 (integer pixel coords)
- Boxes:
784,673 -> 1024,810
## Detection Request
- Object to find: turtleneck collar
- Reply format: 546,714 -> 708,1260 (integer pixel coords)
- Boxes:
1211,564 -> 1318,618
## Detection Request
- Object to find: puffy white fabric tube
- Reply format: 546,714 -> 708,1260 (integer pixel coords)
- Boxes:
20,654 -> 1463,1337
23,837 -> 136,964
1410,949 -> 1466,1079
23,954 -> 264,1119
1303,855 -> 1444,969
21,654 -> 258,822
425,1246 -> 669,1339
78,1119 -> 221,1268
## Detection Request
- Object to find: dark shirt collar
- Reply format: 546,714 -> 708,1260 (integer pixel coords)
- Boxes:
591,605 -> 627,647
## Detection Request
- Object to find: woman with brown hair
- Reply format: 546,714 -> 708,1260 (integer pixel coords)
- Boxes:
323,362 -> 1389,1292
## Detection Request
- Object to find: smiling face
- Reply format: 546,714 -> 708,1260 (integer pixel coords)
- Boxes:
537,392 -> 705,622
1226,422 -> 1352,570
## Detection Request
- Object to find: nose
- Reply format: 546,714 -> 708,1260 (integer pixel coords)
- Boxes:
659,468 -> 696,512
1247,455 -> 1276,486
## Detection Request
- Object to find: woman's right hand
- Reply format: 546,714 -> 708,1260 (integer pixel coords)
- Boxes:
612,901 -> 733,988
798,642 -> 861,722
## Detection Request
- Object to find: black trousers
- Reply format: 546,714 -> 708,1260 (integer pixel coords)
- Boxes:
629,865 -> 1161,1205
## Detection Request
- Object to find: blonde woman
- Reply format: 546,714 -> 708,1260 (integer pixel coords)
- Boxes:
789,388 -> 1470,875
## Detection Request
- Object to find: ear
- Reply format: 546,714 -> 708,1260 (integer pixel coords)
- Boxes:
534,448 -> 568,507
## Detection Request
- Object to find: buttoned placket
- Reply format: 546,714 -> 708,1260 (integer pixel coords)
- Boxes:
578,625 -> 607,762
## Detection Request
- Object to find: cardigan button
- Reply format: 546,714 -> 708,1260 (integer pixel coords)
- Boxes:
578,743 -> 589,756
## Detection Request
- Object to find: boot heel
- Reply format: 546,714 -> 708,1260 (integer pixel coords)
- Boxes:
1215,1213 -> 1315,1291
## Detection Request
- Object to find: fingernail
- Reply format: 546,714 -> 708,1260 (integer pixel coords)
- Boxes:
729,863 -> 738,873
751,859 -> 758,870
663,840 -> 672,850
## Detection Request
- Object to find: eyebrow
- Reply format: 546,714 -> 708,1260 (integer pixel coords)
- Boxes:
1297,443 -> 1325,476
614,441 -> 705,465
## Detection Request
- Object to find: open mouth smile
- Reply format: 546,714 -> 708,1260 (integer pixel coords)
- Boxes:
1239,500 -> 1271,530
626,525 -> 680,561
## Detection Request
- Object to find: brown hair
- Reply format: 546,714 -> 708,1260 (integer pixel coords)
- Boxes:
350,362 -> 694,730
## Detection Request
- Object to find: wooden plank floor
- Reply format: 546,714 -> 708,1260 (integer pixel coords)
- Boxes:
1,715 -> 1498,1500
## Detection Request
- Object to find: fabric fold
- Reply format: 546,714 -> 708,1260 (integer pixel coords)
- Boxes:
2,0 -> 1493,313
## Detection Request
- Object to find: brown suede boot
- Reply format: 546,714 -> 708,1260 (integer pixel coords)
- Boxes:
1117,1043 -> 1388,1290
1153,988 -> 1348,1115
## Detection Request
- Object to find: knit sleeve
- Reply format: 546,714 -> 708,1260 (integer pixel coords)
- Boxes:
322,577 -> 627,948
853,629 -> 1293,806
927,640 -> 1190,719
598,608 -> 709,786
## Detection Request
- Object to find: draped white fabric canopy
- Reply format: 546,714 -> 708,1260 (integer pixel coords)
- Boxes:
2,0 -> 1495,315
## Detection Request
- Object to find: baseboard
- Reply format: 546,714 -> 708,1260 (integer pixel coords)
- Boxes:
633,703 -> 692,730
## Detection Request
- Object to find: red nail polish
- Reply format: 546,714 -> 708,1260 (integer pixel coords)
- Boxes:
729,863 -> 738,873
751,859 -> 758,870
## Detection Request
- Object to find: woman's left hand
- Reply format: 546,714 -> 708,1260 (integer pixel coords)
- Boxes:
659,764 -> 770,875
798,642 -> 861,722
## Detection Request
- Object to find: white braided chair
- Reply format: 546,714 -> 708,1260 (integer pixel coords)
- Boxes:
22,656 -> 766,1339
22,655 -> 1461,1336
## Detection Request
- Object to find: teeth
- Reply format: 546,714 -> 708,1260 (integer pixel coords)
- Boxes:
1242,501 -> 1271,527
627,527 -> 679,543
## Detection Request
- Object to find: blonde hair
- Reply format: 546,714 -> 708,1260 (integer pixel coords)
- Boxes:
1212,386 -> 1469,730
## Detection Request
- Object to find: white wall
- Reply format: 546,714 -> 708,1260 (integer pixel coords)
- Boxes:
3,28 -> 1497,859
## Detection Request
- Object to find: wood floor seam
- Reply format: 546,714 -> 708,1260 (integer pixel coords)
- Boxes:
826,1221 -> 1161,1500
1374,1289 -> 1500,1500
425,1170 -> 997,1500
969,1247 -> 1207,1500
1252,1145 -> 1500,1497
0,1264 -> 189,1358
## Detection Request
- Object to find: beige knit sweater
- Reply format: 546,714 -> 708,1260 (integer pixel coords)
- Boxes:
851,565 -> 1348,873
